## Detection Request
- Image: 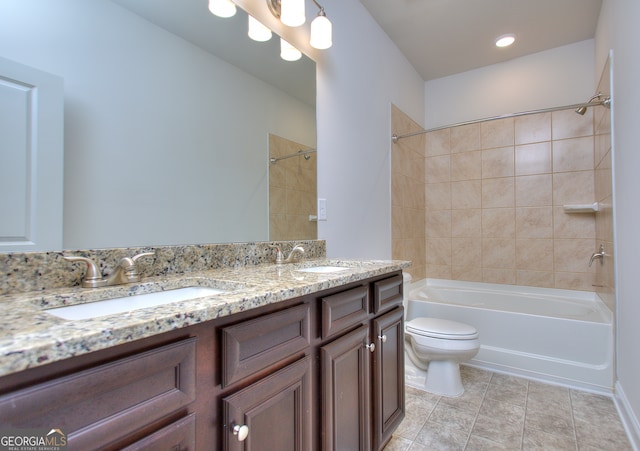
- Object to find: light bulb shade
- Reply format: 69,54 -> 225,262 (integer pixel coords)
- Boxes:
208,0 -> 236,18
248,15 -> 272,42
280,38 -> 302,61
280,0 -> 305,27
310,14 -> 332,49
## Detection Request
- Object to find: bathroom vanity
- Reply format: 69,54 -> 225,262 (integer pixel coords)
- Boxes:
0,253 -> 407,450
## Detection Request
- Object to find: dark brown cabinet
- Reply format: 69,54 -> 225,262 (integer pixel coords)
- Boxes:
321,324 -> 372,450
222,356 -> 312,451
0,271 -> 405,450
320,274 -> 405,451
372,307 -> 405,450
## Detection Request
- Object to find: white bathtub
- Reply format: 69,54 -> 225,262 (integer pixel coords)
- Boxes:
407,278 -> 614,393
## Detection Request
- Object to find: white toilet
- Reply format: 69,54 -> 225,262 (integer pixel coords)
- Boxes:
402,274 -> 480,397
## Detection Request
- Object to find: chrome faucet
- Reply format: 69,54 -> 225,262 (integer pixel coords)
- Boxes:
64,252 -> 155,288
270,244 -> 305,264
589,244 -> 605,267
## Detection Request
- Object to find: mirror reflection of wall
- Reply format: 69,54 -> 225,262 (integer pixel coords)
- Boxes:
269,134 -> 317,241
0,0 -> 316,252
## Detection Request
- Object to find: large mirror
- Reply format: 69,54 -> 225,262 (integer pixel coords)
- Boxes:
0,0 -> 316,251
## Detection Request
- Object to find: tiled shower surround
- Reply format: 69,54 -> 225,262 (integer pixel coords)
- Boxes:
392,99 -> 613,294
269,133 -> 318,241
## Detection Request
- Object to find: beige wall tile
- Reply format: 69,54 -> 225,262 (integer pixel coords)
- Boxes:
516,238 -> 554,271
553,137 -> 594,172
452,266 -> 483,282
451,123 -> 481,153
555,272 -> 595,291
426,182 -> 451,210
427,210 -> 451,238
482,208 -> 515,238
515,142 -> 551,175
451,151 -> 482,181
595,151 -> 612,201
552,171 -> 594,205
409,107 -> 604,294
483,268 -> 516,285
452,180 -> 482,209
426,155 -> 451,183
483,238 -> 516,269
482,118 -> 514,149
482,147 -> 514,178
552,109 -> 593,140
553,206 -> 595,238
452,237 -> 482,267
427,238 -> 452,265
516,270 -> 555,288
515,112 -> 551,145
427,264 -> 452,280
406,180 -> 426,210
482,178 -> 515,208
595,131 -> 611,167
516,174 -> 552,207
516,207 -> 553,238
451,209 -> 482,237
554,239 -> 596,273
426,128 -> 451,156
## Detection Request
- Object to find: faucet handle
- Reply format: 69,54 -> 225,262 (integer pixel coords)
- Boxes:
132,252 -> 155,263
269,245 -> 284,264
64,256 -> 103,285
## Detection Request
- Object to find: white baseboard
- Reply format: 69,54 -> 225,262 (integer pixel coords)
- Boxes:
614,381 -> 640,451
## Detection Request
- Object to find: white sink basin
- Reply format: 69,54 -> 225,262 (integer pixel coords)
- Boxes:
45,286 -> 226,320
296,266 -> 349,274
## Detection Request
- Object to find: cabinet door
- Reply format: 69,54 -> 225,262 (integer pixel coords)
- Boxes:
222,356 -> 312,451
321,325 -> 371,451
372,307 -> 405,450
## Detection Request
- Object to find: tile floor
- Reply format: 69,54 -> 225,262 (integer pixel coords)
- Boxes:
384,366 -> 632,450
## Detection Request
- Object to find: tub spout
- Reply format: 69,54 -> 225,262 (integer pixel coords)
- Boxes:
589,244 -> 605,267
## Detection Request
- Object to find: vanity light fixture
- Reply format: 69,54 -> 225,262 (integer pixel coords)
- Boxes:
248,15 -> 273,42
495,33 -> 516,48
208,0 -> 237,18
280,38 -> 302,61
268,0 -> 333,50
280,0 -> 306,27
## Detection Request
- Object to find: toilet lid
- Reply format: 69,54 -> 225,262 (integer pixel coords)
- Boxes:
406,317 -> 479,340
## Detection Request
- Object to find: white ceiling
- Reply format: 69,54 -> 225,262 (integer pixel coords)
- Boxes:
359,0 -> 603,81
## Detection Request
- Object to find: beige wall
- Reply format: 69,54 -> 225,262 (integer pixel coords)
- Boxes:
269,134 -> 317,241
393,102 -> 613,292
391,105 -> 426,280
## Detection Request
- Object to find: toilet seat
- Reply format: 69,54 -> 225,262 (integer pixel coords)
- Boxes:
406,317 -> 479,340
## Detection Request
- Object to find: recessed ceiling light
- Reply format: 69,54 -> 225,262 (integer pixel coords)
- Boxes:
495,33 -> 516,48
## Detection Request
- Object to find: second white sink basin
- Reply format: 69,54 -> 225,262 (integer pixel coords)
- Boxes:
296,266 -> 349,274
45,286 -> 227,320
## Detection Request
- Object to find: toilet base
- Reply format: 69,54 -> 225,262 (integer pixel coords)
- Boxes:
424,360 -> 464,397
404,349 -> 465,398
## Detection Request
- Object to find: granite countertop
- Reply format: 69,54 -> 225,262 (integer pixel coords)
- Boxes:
0,258 -> 409,378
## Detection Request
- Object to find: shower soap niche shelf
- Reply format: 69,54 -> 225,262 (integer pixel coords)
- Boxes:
563,202 -> 599,213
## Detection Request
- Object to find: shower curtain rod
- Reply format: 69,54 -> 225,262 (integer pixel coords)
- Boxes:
391,98 -> 611,143
269,148 -> 317,164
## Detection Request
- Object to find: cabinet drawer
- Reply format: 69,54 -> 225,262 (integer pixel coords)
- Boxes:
321,285 -> 369,339
121,414 -> 196,451
0,338 -> 196,450
373,274 -> 403,314
222,303 -> 310,387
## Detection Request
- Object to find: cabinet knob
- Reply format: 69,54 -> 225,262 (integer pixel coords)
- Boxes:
365,342 -> 375,352
233,424 -> 249,442
378,334 -> 387,343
